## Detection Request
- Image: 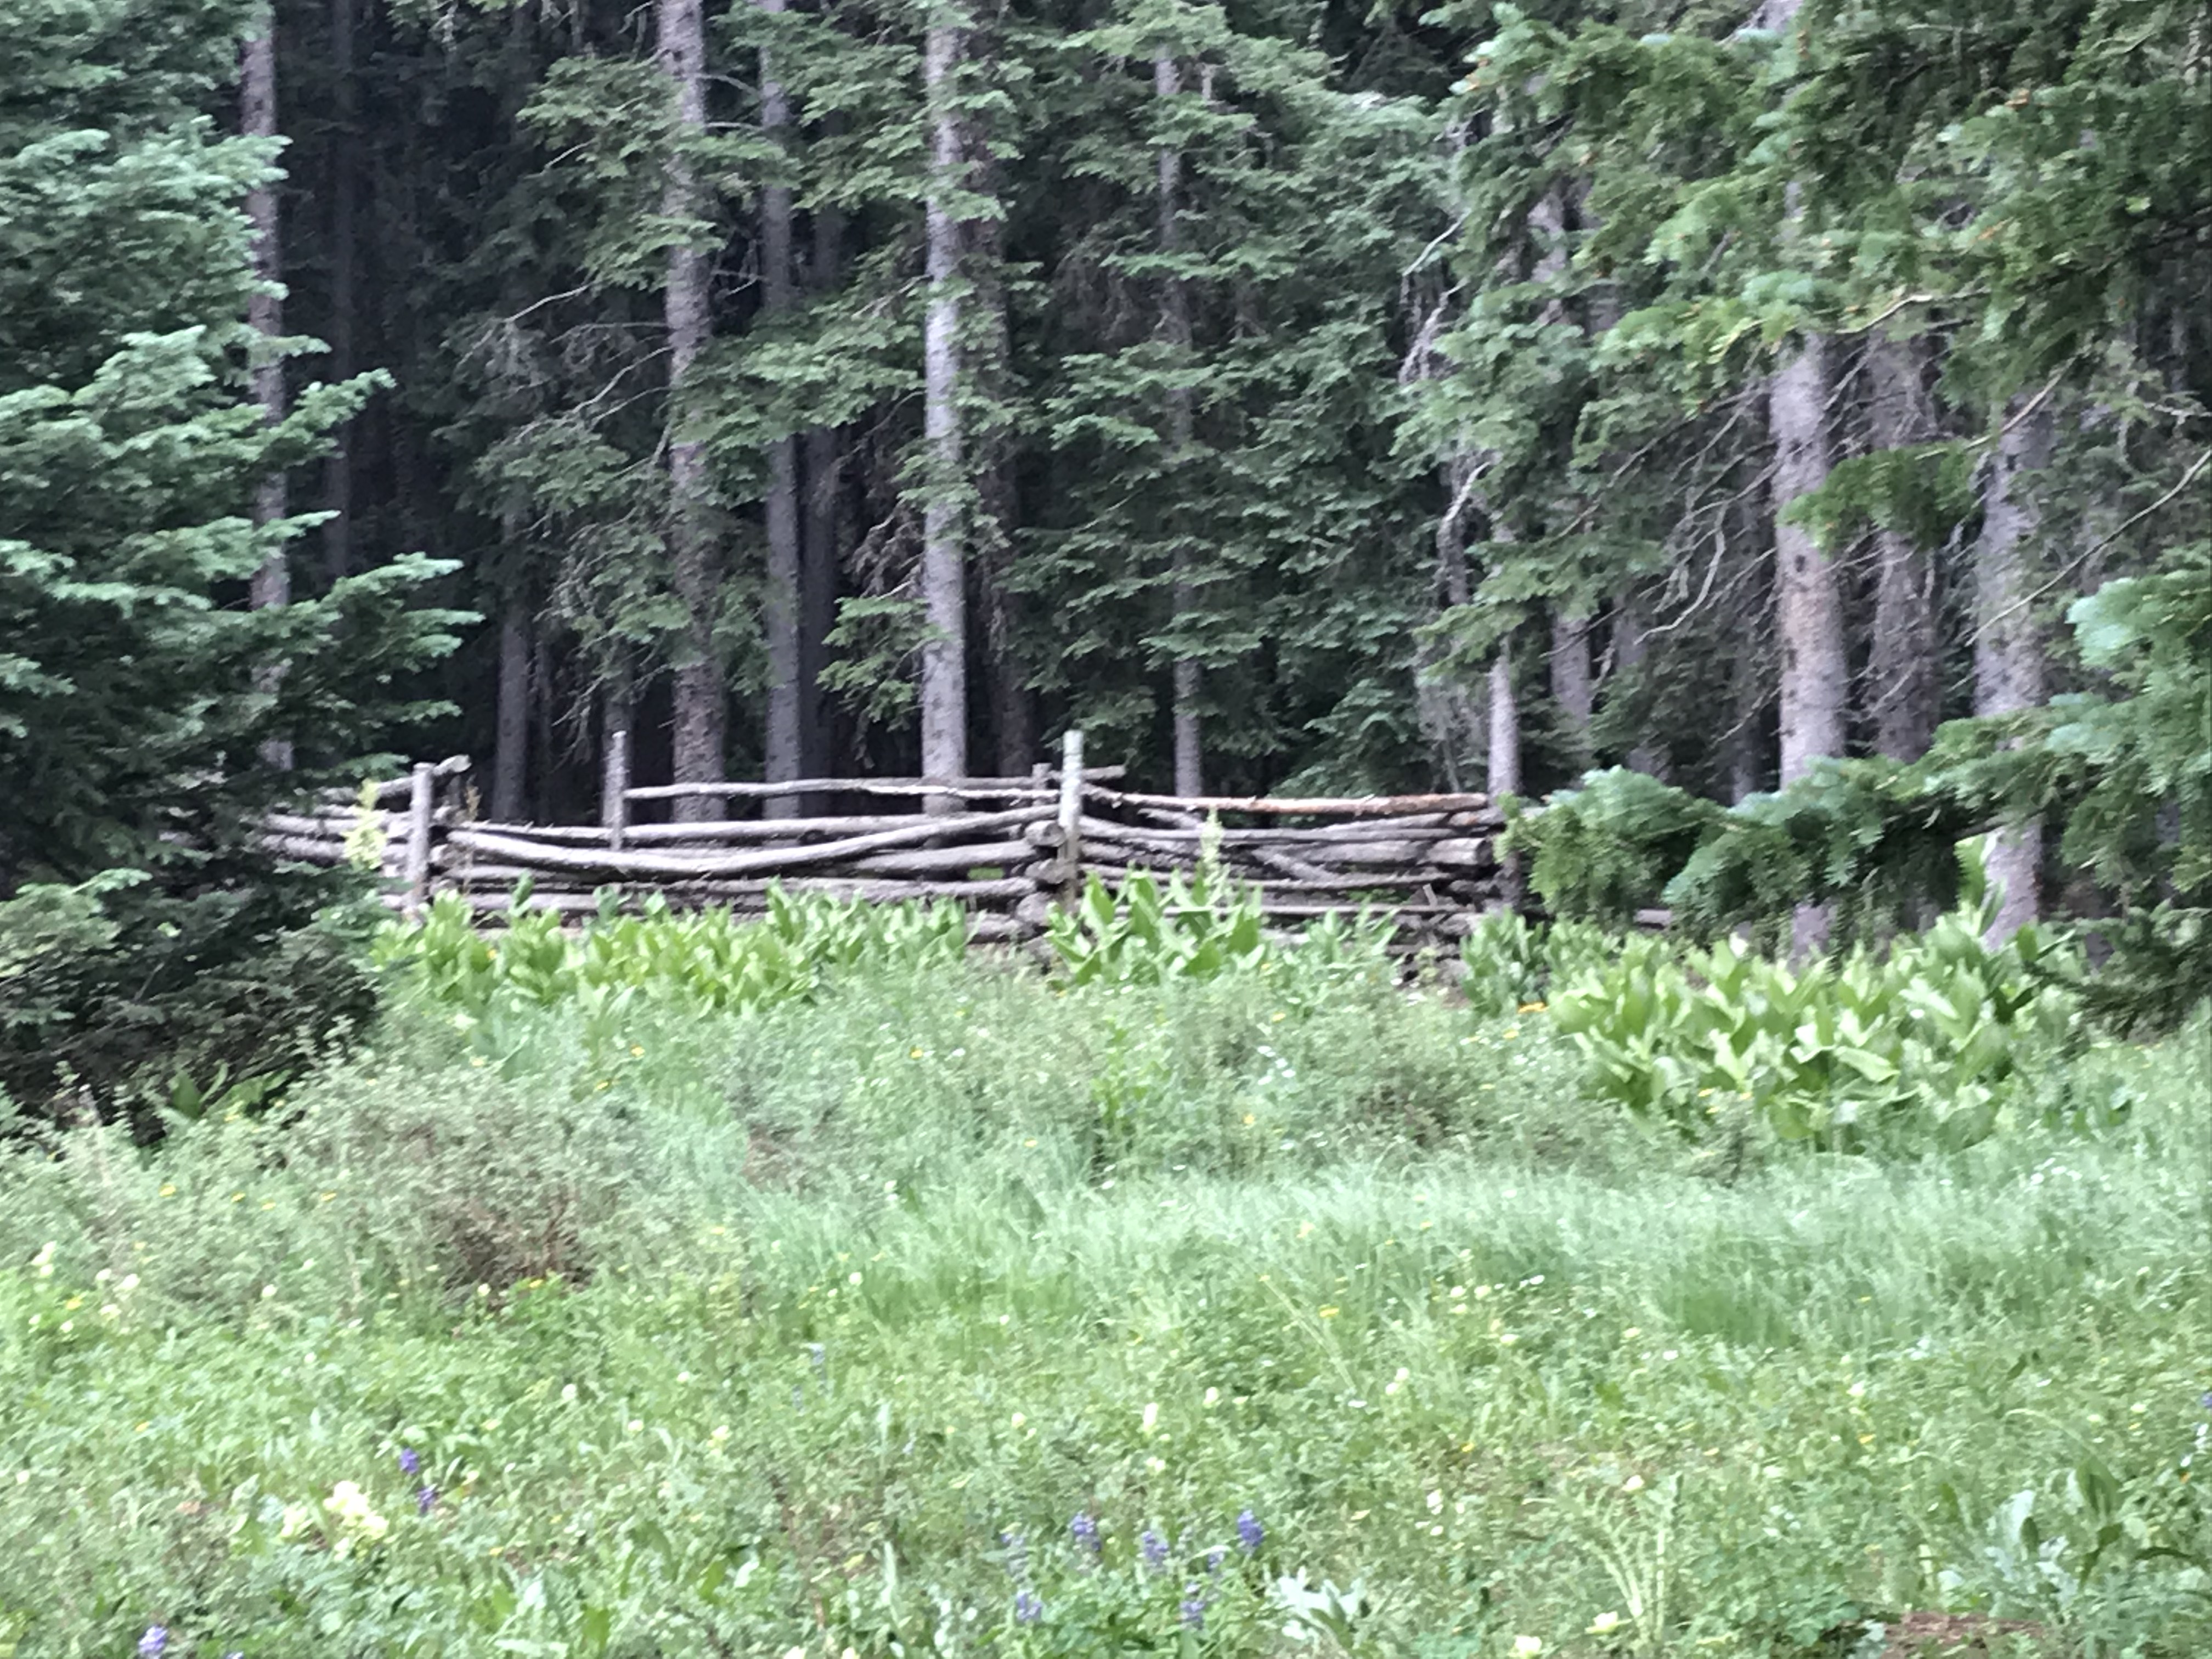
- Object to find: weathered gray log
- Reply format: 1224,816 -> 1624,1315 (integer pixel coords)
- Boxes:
1024,855 -> 1078,888
466,812 -> 994,845
1132,803 -> 1206,830
1076,816 -> 1459,851
1425,838 -> 1495,869
403,762 -> 436,914
604,727 -> 629,851
255,833 -> 348,864
1074,824 -> 1402,882
1246,874 -> 1462,894
844,839 -> 1037,877
1084,785 -> 1490,817
624,766 -> 1125,804
1077,816 -> 1463,848
420,874 -> 1036,906
326,754 -> 470,808
1057,730 -> 1084,902
264,809 -> 386,837
444,805 -> 1049,879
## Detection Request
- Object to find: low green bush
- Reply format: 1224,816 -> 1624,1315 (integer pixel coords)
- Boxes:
1045,859 -> 1396,1002
1455,913 -> 1619,1017
0,993 -> 2202,1656
0,873 -> 377,1134
374,883 -> 969,1065
1547,889 -> 2090,1155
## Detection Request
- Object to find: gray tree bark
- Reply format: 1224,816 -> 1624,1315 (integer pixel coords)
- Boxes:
659,0 -> 723,822
1486,645 -> 1520,799
1757,0 -> 1844,955
243,18 -> 286,593
800,199 -> 846,785
967,138 -> 1030,780
320,0 -> 357,583
242,11 -> 291,769
530,628 -> 556,822
1611,601 -> 1666,778
918,16 -> 969,800
1773,332 -> 1843,958
1549,611 -> 1592,763
759,0 -> 805,816
1418,454 -> 1486,791
1866,333 -> 1940,761
493,584 -> 532,824
1155,50 -> 1204,797
1773,332 -> 1845,788
1973,400 -> 2055,943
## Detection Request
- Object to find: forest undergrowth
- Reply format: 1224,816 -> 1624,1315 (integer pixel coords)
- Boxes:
0,905 -> 2207,1657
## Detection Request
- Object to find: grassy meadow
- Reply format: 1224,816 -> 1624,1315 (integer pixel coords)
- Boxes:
1,903 -> 2207,1657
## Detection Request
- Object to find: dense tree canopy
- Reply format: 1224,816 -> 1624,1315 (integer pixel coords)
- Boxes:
0,0 -> 462,1115
2,0 -> 2207,1096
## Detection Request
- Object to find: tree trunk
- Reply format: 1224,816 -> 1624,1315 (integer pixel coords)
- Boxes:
659,0 -> 723,822
242,10 -> 291,769
918,16 -> 969,799
966,138 -> 1031,780
1549,611 -> 1593,762
759,0 -> 804,816
493,584 -> 532,824
602,668 -> 635,830
1611,600 -> 1666,778
1156,50 -> 1203,797
530,628 -> 557,822
1488,637 -> 1523,909
1973,399 -> 2055,943
1773,332 -> 1844,787
1772,331 -> 1843,957
320,0 -> 358,583
1418,452 -> 1485,791
1486,643 -> 1520,798
1866,333 -> 1939,761
243,17 -> 286,589
1725,636 -> 1768,804
800,199 -> 846,786
1756,0 -> 1842,954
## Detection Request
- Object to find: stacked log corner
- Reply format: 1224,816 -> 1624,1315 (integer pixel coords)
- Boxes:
257,746 -> 1508,946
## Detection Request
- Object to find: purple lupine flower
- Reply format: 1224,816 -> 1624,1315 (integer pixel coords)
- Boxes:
397,1447 -> 421,1478
1069,1511 -> 1102,1555
138,1628 -> 168,1658
1206,1547 -> 1225,1575
1000,1528 -> 1029,1582
1180,1587 -> 1208,1631
1014,1590 -> 1043,1626
416,1484 -> 438,1515
2200,1390 -> 2212,1413
1235,1508 -> 1263,1554
1139,1528 -> 1169,1570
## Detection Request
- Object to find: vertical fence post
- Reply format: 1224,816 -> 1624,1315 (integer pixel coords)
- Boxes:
602,726 -> 629,853
403,761 -> 435,917
1056,728 -> 1084,902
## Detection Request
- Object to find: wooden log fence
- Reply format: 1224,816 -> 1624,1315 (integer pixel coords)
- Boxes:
254,736 -> 1521,942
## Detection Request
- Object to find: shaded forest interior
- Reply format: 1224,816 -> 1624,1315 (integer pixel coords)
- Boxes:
24,0 -> 2208,888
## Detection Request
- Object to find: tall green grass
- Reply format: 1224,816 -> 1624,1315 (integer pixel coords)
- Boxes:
0,952 -> 2205,1656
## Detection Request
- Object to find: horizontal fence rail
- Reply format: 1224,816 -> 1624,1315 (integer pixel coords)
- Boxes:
257,738 -> 1524,945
